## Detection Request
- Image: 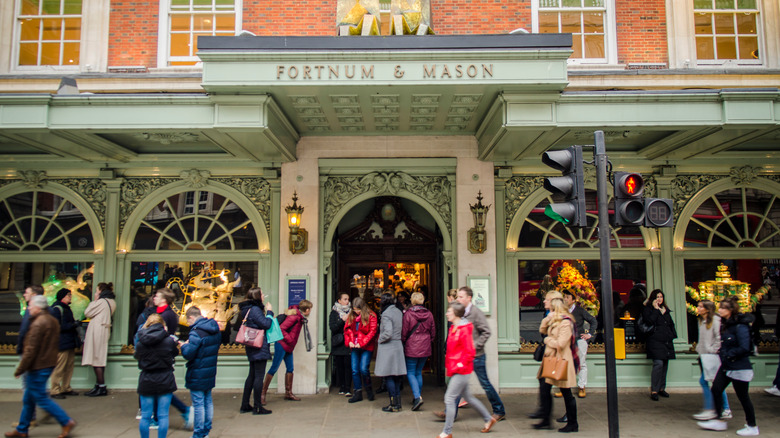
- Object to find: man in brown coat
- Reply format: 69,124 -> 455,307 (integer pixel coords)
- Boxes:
5,296 -> 76,438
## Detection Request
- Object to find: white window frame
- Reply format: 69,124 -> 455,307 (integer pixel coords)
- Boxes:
156,0 -> 242,69
0,0 -> 108,74
693,0 -> 762,66
531,0 -> 618,66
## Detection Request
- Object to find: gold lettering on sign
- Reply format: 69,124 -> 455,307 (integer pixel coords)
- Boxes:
303,65 -> 312,79
394,65 -> 405,78
329,66 -> 339,78
345,65 -> 355,78
274,64 -> 495,80
423,64 -> 436,78
361,65 -> 374,79
482,64 -> 493,78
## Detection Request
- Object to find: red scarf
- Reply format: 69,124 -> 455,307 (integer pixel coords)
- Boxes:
156,304 -> 168,313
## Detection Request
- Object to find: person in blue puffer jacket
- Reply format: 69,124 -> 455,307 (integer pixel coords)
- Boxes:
180,306 -> 221,438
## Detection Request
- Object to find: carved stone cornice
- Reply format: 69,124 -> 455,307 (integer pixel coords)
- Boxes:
180,169 -> 211,189
213,177 -> 271,234
56,178 -> 107,231
119,178 -> 171,232
322,171 -> 452,239
18,170 -> 47,189
669,174 -> 722,218
504,176 -> 543,232
730,165 -> 762,185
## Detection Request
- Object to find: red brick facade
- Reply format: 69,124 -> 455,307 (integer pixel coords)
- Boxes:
109,1 -> 159,67
431,0 -> 532,35
615,0 -> 668,65
243,1 -> 335,36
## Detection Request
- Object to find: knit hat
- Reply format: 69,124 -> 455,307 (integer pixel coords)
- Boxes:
56,288 -> 71,302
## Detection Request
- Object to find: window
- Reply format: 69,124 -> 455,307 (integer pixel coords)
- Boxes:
183,190 -> 209,214
160,0 -> 240,67
694,0 -> 760,63
15,0 -> 82,67
533,0 -> 615,64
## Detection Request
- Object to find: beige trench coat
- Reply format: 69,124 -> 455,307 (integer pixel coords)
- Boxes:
81,298 -> 115,367
537,314 -> 577,388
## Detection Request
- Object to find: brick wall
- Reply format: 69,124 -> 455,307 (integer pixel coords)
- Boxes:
616,0 -> 668,65
432,0 -> 532,35
109,1 -> 159,68
243,1 -> 335,36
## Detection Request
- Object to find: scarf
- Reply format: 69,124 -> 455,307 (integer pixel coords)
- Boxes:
301,315 -> 312,352
562,315 -> 581,373
332,301 -> 351,319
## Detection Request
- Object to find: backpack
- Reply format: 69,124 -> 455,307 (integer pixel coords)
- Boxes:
277,313 -> 287,326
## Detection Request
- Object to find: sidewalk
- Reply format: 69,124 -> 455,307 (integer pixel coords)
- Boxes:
2,386 -> 778,437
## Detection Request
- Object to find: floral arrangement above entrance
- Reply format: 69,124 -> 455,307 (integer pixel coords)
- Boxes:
548,259 -> 600,317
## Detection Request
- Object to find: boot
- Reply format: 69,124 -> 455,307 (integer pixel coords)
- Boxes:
363,376 -> 375,401
382,394 -> 395,412
261,374 -> 273,406
252,406 -> 272,415
86,386 -> 107,397
394,395 -> 402,412
83,385 -> 99,397
284,372 -> 301,401
348,389 -> 363,403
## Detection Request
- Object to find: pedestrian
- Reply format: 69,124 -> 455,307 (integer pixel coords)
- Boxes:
697,296 -> 760,436
436,301 -> 497,438
16,285 -> 44,355
528,290 -> 564,420
344,296 -> 378,403
402,291 -> 435,411
556,290 -> 597,399
261,299 -> 313,404
533,294 -> 579,433
692,299 -> 732,421
151,287 -> 193,429
642,289 -> 676,401
135,314 -> 179,438
375,293 -> 406,412
82,282 -> 116,397
763,305 -> 780,397
329,292 -> 352,396
180,306 -> 221,438
50,288 -> 81,399
457,286 -> 506,422
236,287 -> 274,415
5,295 -> 77,438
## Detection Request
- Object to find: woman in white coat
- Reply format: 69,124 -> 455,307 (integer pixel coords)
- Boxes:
82,282 -> 116,396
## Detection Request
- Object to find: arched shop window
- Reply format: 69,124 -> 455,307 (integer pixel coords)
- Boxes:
514,189 -> 649,345
0,189 -> 99,344
682,186 -> 780,344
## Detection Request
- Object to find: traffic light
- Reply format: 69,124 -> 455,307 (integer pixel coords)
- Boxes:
644,198 -> 674,228
542,145 -> 586,227
613,171 -> 645,226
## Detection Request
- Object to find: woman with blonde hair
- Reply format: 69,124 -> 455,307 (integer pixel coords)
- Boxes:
693,299 -> 731,421
82,282 -> 116,397
135,313 -> 178,438
534,293 -> 579,433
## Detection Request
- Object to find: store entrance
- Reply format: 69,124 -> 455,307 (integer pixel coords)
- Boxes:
335,196 -> 445,385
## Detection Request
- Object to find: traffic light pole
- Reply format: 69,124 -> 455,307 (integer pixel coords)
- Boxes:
594,131 -> 620,438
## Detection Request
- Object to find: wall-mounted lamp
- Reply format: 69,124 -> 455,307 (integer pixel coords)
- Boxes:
285,191 -> 308,254
467,191 -> 490,254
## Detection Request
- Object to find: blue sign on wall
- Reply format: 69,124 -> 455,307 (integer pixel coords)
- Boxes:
287,277 -> 307,307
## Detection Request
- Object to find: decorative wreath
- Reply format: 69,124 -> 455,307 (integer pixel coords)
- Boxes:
548,259 -> 600,317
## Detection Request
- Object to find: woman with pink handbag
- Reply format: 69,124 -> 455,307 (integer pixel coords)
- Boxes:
235,287 -> 274,415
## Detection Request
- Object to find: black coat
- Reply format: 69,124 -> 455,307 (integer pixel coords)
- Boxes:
643,306 -> 677,360
134,323 -> 179,396
50,301 -> 81,351
237,300 -> 273,361
329,309 -> 350,356
719,313 -> 754,371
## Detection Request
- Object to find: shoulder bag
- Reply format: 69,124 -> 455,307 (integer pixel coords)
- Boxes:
540,354 -> 568,380
533,342 -> 546,362
266,316 -> 284,344
235,308 -> 265,348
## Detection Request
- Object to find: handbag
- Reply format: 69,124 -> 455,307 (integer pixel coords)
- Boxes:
540,355 -> 568,380
533,343 -> 546,362
266,316 -> 284,344
235,310 -> 265,348
700,353 -> 721,382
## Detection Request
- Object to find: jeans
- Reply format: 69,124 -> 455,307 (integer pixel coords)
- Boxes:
268,347 -> 294,375
473,354 -> 505,415
140,393 -> 172,438
242,359 -> 267,408
699,371 -> 730,411
350,349 -> 372,390
650,359 -> 668,393
405,356 -> 427,399
190,389 -> 213,438
16,367 -> 71,434
384,375 -> 402,400
442,374 -> 491,435
333,355 -> 352,392
711,368 -> 755,427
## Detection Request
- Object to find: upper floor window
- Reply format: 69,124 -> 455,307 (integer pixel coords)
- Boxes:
15,0 -> 82,67
160,0 -> 240,67
694,0 -> 760,64
533,0 -> 615,64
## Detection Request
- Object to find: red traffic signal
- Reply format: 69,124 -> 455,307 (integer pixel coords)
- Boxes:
615,172 -> 644,197
613,172 -> 645,226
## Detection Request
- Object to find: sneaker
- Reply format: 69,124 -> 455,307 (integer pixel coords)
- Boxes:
182,407 -> 194,430
338,391 -> 346,395
736,425 -> 759,436
458,399 -> 468,408
721,409 -> 733,420
763,386 -> 780,397
344,391 -> 352,397
693,410 -> 717,421
135,409 -> 142,420
149,421 -> 159,430
697,419 -> 728,431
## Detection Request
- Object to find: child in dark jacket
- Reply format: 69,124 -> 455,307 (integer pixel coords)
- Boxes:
135,314 -> 179,438
261,300 -> 313,405
180,306 -> 221,438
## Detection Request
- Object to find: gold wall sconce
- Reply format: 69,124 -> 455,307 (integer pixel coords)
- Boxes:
285,191 -> 308,254
467,191 -> 490,254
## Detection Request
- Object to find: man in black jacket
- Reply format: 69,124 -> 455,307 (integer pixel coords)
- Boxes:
561,289 -> 598,399
50,288 -> 81,399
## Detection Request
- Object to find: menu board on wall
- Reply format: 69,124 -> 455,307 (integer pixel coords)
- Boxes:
286,276 -> 309,307
467,275 -> 491,315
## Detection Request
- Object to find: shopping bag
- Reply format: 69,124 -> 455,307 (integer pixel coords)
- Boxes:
266,316 -> 284,344
700,353 -> 721,382
540,355 -> 568,380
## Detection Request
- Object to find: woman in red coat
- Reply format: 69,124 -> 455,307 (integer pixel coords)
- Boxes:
261,300 -> 313,405
344,297 -> 378,403
437,302 -> 496,438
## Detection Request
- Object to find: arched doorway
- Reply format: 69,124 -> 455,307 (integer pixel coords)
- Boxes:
333,196 -> 446,385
